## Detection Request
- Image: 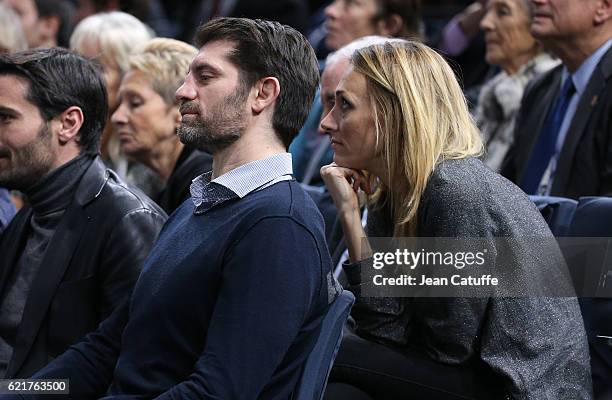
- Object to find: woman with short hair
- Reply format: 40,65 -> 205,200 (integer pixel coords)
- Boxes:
111,38 -> 212,214
0,3 -> 27,54
70,12 -> 161,197
320,41 -> 591,399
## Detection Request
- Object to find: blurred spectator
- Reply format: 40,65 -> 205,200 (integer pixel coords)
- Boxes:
0,4 -> 28,54
291,0 -> 423,185
0,48 -> 166,378
156,0 -> 308,43
1,0 -> 75,48
70,11 -> 162,197
73,0 -> 150,22
112,38 -> 212,214
0,189 -> 15,234
501,0 -> 612,198
436,0 -> 495,107
475,0 -> 558,171
322,0 -> 422,55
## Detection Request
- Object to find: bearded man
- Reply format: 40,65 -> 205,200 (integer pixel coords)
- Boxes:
0,48 -> 166,379
14,18 -> 339,399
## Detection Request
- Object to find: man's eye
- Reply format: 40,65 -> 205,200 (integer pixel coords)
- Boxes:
0,114 -> 14,123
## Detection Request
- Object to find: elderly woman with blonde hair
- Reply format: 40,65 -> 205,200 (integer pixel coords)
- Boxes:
111,38 -> 212,214
320,41 -> 591,399
0,3 -> 27,54
70,12 -> 160,196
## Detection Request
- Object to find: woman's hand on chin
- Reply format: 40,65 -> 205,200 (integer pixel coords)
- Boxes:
321,162 -> 372,262
320,163 -> 371,214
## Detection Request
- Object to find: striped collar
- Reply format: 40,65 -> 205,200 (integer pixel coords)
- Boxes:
190,153 -> 293,214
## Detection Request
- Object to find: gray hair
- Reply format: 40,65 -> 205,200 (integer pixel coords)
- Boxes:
70,11 -> 154,75
0,4 -> 27,54
325,35 -> 408,68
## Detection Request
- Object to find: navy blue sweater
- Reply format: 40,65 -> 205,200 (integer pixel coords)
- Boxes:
26,180 -> 335,399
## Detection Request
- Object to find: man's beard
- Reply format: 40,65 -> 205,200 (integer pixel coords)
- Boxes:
177,87 -> 249,154
0,122 -> 55,191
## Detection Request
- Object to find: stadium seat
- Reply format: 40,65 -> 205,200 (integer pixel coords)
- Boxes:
293,289 -> 355,400
529,195 -> 578,236
567,196 -> 612,399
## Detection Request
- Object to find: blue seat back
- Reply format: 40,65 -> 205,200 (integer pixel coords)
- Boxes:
293,289 -> 355,400
530,195 -> 578,236
567,196 -> 612,399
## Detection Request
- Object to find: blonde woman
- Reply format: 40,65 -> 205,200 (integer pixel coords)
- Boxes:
320,42 -> 591,399
111,38 -> 212,213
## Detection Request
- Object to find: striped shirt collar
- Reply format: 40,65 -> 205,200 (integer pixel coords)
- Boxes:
190,153 -> 293,214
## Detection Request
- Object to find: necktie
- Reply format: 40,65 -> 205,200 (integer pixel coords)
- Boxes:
520,77 -> 576,194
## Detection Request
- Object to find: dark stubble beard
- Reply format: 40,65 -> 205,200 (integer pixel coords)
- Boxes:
0,122 -> 55,191
177,85 -> 249,154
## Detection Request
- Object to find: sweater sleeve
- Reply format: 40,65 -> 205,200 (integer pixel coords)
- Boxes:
153,216 -> 323,399
2,300 -> 130,399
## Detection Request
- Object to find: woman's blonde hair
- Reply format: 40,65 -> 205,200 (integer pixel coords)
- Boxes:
128,38 -> 197,105
351,41 -> 483,236
0,4 -> 27,54
70,11 -> 153,75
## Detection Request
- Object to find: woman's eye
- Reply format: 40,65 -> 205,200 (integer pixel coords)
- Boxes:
341,98 -> 351,111
497,6 -> 511,16
129,99 -> 143,109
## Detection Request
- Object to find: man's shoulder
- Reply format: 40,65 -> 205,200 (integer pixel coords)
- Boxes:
522,63 -> 563,102
81,162 -> 166,221
226,180 -> 324,237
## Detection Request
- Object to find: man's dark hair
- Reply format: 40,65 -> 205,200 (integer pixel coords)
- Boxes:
195,18 -> 319,148
377,0 -> 423,39
35,0 -> 75,48
0,47 -> 108,154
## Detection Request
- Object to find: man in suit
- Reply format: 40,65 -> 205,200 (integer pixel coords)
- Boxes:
501,0 -> 612,198
0,48 -> 166,379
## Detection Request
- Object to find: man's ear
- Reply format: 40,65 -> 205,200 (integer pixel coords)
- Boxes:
251,77 -> 280,114
36,15 -> 60,45
376,14 -> 404,37
55,106 -> 84,145
594,0 -> 612,24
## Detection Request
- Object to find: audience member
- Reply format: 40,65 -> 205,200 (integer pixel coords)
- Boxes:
0,48 -> 166,379
158,0 -> 309,43
0,0 -> 74,49
320,41 -> 590,399
112,38 -> 212,214
436,0 -> 494,105
22,18 -> 338,399
0,3 -> 28,54
476,0 -> 558,171
313,35 -> 404,269
70,11 -> 162,197
324,0 -> 422,52
501,0 -> 612,197
291,0 -> 423,185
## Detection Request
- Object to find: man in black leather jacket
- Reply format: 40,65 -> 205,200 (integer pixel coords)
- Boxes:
0,48 -> 167,378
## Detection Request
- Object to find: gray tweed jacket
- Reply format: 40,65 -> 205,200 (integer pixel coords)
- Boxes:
343,157 -> 592,400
